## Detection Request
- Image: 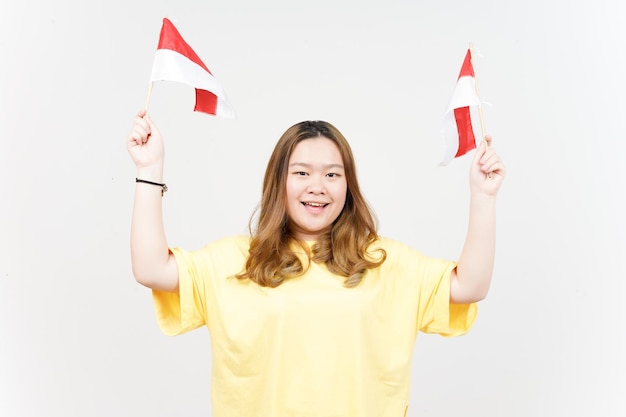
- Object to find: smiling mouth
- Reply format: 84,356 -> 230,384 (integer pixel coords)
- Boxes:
302,202 -> 328,207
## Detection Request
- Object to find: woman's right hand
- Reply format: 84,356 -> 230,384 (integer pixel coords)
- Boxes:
127,110 -> 165,170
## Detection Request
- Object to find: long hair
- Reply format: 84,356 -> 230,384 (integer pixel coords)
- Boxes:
236,121 -> 386,287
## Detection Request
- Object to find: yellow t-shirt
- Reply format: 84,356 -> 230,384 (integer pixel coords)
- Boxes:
153,235 -> 476,417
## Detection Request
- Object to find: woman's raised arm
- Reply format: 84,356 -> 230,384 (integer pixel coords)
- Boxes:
450,136 -> 505,304
127,110 -> 179,292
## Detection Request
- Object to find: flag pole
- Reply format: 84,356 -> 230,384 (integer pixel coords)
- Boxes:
469,42 -> 486,143
469,42 -> 492,178
144,81 -> 154,112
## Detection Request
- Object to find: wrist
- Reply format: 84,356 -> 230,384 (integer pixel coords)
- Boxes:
135,165 -> 164,183
469,191 -> 497,205
135,178 -> 168,196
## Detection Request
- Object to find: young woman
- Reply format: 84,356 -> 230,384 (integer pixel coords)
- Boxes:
127,110 -> 505,417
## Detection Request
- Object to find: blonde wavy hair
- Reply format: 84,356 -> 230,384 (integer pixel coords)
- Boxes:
237,121 -> 386,287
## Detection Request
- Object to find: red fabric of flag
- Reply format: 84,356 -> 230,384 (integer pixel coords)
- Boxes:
440,49 -> 482,165
150,17 -> 235,118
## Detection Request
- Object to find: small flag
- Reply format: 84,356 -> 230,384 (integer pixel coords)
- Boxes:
440,48 -> 482,165
149,17 -> 235,118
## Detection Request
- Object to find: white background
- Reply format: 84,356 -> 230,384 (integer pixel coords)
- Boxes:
1,1 -> 624,416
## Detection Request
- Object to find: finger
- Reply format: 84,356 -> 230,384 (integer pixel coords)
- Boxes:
472,139 -> 487,165
144,114 -> 157,133
128,132 -> 143,147
134,116 -> 151,135
479,145 -> 497,177
483,156 -> 504,176
489,161 -> 505,175
131,115 -> 153,141
128,124 -> 149,146
484,135 -> 493,147
479,146 -> 496,162
134,124 -> 150,140
480,151 -> 497,169
128,123 -> 144,141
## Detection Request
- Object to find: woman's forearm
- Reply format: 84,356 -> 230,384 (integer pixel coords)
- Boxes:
451,193 -> 497,303
130,168 -> 179,291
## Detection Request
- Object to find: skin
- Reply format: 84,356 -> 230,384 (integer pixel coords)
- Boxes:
127,110 -> 178,292
285,137 -> 347,241
127,111 -> 506,303
449,136 -> 505,303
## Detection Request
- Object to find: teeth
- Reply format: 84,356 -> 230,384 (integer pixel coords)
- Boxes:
305,202 -> 325,207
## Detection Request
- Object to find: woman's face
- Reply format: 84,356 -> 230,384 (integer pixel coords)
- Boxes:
285,137 -> 347,241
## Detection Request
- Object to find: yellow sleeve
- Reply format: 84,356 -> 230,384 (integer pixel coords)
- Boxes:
418,259 -> 477,337
151,247 -> 207,336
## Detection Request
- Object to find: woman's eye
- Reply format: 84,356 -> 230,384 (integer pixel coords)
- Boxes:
296,171 -> 307,176
326,173 -> 338,178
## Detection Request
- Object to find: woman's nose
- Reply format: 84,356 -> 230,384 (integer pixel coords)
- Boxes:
306,176 -> 325,194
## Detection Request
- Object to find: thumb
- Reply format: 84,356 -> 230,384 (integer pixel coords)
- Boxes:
473,138 -> 487,164
144,113 -> 157,131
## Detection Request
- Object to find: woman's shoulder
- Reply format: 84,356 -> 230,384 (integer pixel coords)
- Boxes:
370,236 -> 415,252
181,235 -> 251,269
368,236 -> 428,263
203,235 -> 251,252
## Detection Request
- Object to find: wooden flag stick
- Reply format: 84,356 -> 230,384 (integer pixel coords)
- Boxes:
144,81 -> 154,112
469,42 -> 486,143
469,42 -> 492,177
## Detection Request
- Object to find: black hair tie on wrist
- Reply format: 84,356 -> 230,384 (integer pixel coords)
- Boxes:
136,178 -> 168,196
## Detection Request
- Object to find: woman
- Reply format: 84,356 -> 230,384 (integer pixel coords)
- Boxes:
127,110 -> 505,416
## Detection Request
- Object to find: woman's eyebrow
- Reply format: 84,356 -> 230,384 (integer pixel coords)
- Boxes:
289,162 -> 344,170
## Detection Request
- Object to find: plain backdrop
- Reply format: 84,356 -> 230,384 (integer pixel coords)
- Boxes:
1,1 -> 624,416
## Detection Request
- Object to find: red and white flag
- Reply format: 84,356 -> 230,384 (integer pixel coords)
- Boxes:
149,17 -> 235,118
440,48 -> 482,165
